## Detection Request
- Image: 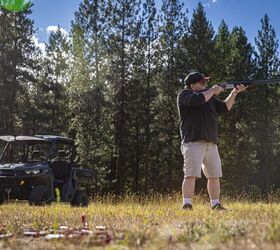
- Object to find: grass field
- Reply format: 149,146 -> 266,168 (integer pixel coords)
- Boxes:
0,194 -> 280,250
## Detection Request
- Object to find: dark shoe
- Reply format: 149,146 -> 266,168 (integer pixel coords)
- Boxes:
182,203 -> 193,210
211,203 -> 226,210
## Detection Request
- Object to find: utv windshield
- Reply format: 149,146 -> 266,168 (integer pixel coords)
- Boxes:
0,140 -> 52,164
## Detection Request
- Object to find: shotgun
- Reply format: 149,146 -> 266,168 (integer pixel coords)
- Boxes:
218,78 -> 280,90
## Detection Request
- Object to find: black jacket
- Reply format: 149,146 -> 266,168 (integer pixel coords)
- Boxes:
177,88 -> 229,144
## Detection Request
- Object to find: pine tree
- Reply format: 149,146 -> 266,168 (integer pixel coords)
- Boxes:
153,0 -> 187,190
217,26 -> 256,191
43,28 -> 70,133
0,5 -> 36,135
227,27 -> 255,80
182,2 -> 215,74
213,20 -> 230,81
106,0 -> 142,194
74,0 -> 108,85
255,14 -> 280,79
138,0 -> 159,192
22,27 -> 70,135
254,14 -> 280,191
68,0 -> 112,192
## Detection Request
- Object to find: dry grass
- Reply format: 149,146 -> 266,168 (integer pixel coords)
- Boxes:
0,193 -> 280,249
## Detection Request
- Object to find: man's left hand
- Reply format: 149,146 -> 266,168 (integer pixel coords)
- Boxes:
233,84 -> 248,95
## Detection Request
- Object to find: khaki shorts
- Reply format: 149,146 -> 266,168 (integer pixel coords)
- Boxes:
181,141 -> 222,178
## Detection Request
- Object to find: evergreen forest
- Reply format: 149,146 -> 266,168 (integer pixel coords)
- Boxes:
1,0 -> 280,195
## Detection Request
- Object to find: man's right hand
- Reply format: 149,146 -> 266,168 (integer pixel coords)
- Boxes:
211,85 -> 224,95
202,85 -> 224,102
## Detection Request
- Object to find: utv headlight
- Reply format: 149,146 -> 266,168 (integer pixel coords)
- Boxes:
25,169 -> 41,175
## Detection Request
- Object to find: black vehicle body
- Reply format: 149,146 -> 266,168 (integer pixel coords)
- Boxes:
0,135 -> 93,206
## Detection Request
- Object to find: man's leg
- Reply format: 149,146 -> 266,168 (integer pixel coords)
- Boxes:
207,177 -> 220,200
182,177 -> 196,206
207,177 -> 225,209
182,177 -> 196,198
181,141 -> 205,209
203,143 -> 224,209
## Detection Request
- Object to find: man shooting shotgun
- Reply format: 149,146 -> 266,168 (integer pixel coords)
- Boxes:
177,72 -> 247,210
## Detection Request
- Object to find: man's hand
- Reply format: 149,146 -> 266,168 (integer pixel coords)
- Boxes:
202,84 -> 225,102
211,85 -> 224,96
232,84 -> 248,95
225,84 -> 247,111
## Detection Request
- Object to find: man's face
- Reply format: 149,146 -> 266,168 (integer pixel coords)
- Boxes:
190,79 -> 208,91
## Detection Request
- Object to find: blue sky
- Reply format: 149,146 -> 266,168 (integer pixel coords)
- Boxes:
30,0 -> 280,50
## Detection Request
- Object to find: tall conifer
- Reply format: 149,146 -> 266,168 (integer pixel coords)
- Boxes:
182,2 -> 215,74
254,14 -> 280,191
0,6 -> 36,134
154,0 -> 187,190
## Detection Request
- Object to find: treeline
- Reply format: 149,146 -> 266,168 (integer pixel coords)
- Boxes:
0,0 -> 279,195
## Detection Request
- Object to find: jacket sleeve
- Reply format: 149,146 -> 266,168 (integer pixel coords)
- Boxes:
178,90 -> 206,107
213,97 -> 229,114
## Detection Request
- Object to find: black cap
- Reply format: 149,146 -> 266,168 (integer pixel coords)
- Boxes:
184,72 -> 210,86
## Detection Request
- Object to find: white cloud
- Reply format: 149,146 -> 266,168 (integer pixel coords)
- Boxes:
46,25 -> 68,36
204,0 -> 220,8
32,35 -> 46,55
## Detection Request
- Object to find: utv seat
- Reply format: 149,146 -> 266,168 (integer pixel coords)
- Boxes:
31,150 -> 41,162
51,150 -> 71,182
51,150 -> 73,201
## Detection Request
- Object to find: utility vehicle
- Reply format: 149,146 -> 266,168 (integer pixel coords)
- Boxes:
0,135 -> 93,206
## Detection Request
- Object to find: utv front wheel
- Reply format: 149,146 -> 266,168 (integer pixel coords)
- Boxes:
0,193 -> 4,205
70,190 -> 89,207
29,185 -> 52,206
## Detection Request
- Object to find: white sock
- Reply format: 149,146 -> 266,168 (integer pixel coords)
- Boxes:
183,198 -> 192,205
211,199 -> 220,206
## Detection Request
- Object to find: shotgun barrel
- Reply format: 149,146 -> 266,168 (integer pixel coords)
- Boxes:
218,78 -> 280,90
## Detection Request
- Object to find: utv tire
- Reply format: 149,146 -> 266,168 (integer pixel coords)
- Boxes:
29,185 -> 52,206
0,193 -> 4,205
70,190 -> 89,207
